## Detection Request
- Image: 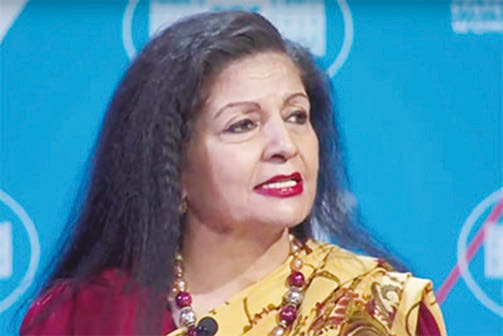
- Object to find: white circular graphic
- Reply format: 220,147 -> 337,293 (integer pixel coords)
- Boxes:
121,0 -> 353,78
327,0 -> 353,78
457,187 -> 503,317
0,189 -> 40,314
122,0 -> 139,61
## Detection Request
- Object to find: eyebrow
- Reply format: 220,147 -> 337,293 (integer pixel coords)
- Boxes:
285,92 -> 309,105
213,92 -> 309,120
213,101 -> 260,120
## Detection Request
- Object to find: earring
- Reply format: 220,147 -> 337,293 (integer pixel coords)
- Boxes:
178,198 -> 188,214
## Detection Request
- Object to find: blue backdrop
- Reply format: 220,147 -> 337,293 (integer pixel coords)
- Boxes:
1,0 -> 502,334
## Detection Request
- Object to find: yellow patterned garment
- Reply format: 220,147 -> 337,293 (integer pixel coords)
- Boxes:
167,240 -> 447,336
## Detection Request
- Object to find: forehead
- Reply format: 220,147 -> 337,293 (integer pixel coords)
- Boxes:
204,52 -> 306,109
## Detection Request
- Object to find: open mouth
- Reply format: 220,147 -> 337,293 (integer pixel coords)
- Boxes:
255,172 -> 302,189
256,172 -> 302,189
254,172 -> 303,197
260,179 -> 299,189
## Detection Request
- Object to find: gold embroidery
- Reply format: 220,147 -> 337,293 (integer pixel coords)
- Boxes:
310,270 -> 341,285
404,301 -> 421,336
183,240 -> 446,336
242,298 -> 280,333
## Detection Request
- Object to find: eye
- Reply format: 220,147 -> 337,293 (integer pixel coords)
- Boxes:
225,118 -> 258,133
286,110 -> 308,125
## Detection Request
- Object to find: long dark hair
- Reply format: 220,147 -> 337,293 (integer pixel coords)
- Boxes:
20,10 -> 403,334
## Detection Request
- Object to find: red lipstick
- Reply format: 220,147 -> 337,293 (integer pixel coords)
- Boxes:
254,172 -> 303,198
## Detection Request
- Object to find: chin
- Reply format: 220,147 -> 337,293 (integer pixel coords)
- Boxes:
258,211 -> 308,230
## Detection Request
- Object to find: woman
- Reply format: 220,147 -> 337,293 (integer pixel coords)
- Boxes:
20,11 -> 446,336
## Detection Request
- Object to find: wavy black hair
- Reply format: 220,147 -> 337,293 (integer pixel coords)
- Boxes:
19,10 -> 403,334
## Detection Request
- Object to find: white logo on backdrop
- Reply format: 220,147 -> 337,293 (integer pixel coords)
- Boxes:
457,187 -> 503,317
0,189 -> 40,314
451,0 -> 503,33
0,221 -> 13,279
0,0 -> 28,45
122,0 -> 353,78
485,225 -> 503,279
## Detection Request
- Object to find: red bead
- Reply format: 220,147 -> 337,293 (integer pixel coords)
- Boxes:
175,291 -> 192,308
288,271 -> 305,287
279,305 -> 297,325
187,327 -> 197,336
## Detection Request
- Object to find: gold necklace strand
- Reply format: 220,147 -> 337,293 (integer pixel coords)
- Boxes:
168,234 -> 306,336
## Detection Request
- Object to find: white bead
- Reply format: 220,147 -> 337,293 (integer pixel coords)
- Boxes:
270,325 -> 286,336
179,306 -> 196,327
290,257 -> 303,271
284,288 -> 303,306
174,279 -> 186,291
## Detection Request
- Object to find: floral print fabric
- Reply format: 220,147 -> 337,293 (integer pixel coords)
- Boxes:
167,240 -> 446,336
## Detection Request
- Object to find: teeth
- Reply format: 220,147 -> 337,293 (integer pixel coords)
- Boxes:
262,180 -> 298,189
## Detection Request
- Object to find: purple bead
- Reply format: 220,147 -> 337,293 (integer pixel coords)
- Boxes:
279,305 -> 297,325
175,291 -> 192,308
187,327 -> 197,336
288,271 -> 305,287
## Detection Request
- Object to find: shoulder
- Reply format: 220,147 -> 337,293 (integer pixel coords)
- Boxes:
299,240 -> 447,335
301,239 -> 383,285
20,269 -> 137,335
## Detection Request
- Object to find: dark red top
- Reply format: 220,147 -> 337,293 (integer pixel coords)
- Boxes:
20,269 -> 176,335
21,269 -> 441,335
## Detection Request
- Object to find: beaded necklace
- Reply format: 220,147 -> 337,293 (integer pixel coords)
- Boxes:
169,234 -> 306,336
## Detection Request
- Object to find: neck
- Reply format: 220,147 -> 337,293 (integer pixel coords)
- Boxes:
180,216 -> 291,316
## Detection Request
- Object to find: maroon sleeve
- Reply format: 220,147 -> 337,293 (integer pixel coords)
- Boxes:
20,282 -> 76,335
416,301 -> 442,336
20,270 -> 176,335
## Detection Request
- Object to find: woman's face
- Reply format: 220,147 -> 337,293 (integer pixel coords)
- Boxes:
182,52 -> 319,234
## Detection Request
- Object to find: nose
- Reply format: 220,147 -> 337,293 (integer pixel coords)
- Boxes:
262,116 -> 298,162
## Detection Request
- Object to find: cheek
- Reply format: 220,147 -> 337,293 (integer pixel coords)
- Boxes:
208,147 -> 254,188
313,141 -> 320,177
200,143 -> 257,196
301,132 -> 320,175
